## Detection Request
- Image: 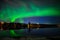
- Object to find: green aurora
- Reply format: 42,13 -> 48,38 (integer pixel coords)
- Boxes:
0,3 -> 60,22
0,2 -> 60,37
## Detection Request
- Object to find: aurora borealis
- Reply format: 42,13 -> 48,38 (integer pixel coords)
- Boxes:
0,0 -> 60,23
0,0 -> 60,37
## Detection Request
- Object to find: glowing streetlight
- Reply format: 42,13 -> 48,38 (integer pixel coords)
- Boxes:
1,22 -> 4,24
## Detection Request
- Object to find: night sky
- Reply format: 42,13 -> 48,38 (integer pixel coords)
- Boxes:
0,0 -> 60,24
0,0 -> 60,37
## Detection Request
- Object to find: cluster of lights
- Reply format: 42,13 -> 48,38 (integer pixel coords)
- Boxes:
0,22 -> 59,30
0,22 -> 20,30
0,22 -> 41,30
